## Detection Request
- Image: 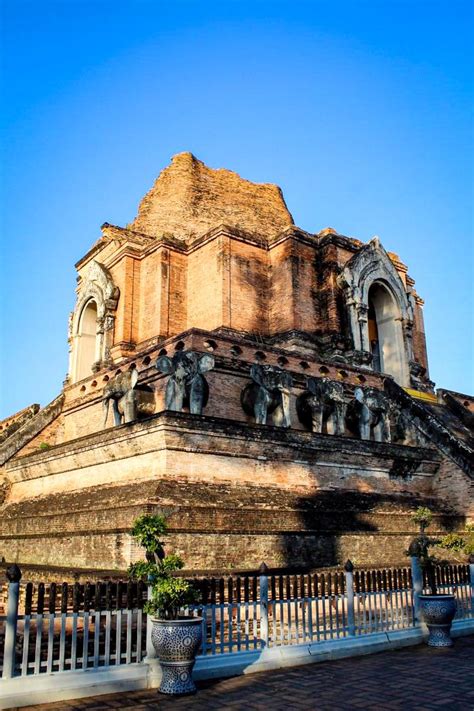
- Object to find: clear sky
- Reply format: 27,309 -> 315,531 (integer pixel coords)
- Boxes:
0,0 -> 473,418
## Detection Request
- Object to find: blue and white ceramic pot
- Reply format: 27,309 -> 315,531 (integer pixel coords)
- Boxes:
419,594 -> 456,647
151,617 -> 203,695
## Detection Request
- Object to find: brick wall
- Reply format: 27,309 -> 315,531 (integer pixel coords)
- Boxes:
431,456 -> 474,517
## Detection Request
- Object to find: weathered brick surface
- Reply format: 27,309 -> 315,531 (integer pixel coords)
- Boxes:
63,156 -> 431,395
0,403 -> 39,442
0,395 -> 65,462
432,457 -> 474,517
412,299 -> 429,373
130,152 -> 294,241
187,238 -> 224,331
1,410 -> 454,572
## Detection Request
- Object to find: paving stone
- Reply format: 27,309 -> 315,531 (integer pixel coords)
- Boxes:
22,636 -> 474,711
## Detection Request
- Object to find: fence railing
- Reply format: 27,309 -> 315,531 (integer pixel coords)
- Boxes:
1,560 -> 473,679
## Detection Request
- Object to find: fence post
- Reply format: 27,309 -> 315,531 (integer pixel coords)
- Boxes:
411,556 -> 423,624
144,583 -> 161,687
344,560 -> 356,636
259,562 -> 269,648
3,564 -> 22,679
469,555 -> 474,616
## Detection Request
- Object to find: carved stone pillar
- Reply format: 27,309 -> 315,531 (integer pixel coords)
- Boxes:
345,297 -> 361,351
357,304 -> 369,352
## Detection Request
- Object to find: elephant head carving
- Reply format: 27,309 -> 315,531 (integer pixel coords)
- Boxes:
352,386 -> 391,442
155,350 -> 215,415
241,364 -> 293,427
103,370 -> 155,427
391,404 -> 426,447
297,377 -> 347,435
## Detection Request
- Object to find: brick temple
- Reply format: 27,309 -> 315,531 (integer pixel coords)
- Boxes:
1,153 -> 472,578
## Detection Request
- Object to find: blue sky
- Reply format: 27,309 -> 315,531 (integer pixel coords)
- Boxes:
0,0 -> 473,417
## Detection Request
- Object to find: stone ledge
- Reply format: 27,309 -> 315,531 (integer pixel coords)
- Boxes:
7,410 -> 440,470
0,394 -> 64,467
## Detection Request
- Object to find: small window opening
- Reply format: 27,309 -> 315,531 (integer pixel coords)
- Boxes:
203,339 -> 217,352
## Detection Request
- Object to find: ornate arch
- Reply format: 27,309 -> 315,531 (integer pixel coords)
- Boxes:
338,238 -> 413,385
68,261 -> 119,382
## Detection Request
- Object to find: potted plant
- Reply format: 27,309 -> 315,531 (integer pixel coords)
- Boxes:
407,507 -> 456,647
128,514 -> 202,695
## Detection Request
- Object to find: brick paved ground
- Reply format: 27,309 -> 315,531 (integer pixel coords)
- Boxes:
24,636 -> 474,711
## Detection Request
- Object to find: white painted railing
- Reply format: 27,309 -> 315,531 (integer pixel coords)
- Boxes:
12,607 -> 145,676
1,560 -> 473,679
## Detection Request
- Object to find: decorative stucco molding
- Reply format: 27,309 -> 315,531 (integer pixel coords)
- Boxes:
338,238 -> 414,386
68,261 -> 120,381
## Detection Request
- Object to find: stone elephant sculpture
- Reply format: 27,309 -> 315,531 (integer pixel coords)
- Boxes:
155,350 -> 215,415
103,370 -> 155,427
241,364 -> 293,427
296,377 -> 347,435
352,386 -> 391,442
391,406 -> 425,447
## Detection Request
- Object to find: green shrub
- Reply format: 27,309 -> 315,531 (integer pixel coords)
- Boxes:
412,506 -> 433,532
407,507 -> 439,594
143,575 -> 199,619
439,523 -> 474,559
407,509 -> 474,594
130,514 -> 167,560
128,513 -> 200,619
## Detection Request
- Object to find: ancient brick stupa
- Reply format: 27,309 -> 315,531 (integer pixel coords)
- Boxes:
1,153 -> 472,579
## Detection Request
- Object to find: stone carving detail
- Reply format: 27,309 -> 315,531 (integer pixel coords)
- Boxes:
337,238 -> 414,386
409,361 -> 435,393
392,405 -> 426,447
87,261 -> 120,304
0,479 -> 11,506
103,370 -> 155,427
155,351 -> 215,415
69,260 -> 120,381
351,386 -> 391,442
241,364 -> 293,427
346,350 -> 373,368
297,377 -> 347,436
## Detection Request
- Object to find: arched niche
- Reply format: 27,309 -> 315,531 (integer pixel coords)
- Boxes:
75,300 -> 99,381
68,261 -> 119,383
339,238 -> 413,386
368,281 -> 406,383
